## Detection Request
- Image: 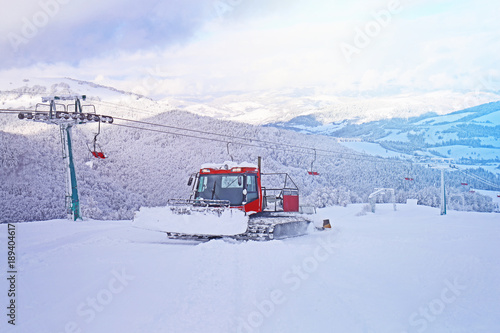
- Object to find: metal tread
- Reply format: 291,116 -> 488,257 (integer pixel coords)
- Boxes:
166,213 -> 311,241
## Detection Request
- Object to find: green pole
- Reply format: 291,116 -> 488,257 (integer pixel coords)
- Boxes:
66,125 -> 82,220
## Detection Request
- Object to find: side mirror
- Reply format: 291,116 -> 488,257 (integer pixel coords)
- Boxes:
187,177 -> 193,186
238,176 -> 243,186
242,188 -> 247,204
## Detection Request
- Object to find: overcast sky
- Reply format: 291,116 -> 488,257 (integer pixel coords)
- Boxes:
0,0 -> 499,98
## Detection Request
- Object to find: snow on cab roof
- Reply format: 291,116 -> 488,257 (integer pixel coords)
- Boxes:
200,161 -> 258,170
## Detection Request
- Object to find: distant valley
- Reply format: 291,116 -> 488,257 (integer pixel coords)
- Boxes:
268,102 -> 500,175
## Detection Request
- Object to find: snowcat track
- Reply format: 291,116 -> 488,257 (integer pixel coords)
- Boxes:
165,233 -> 220,241
165,213 -> 312,241
241,214 -> 312,241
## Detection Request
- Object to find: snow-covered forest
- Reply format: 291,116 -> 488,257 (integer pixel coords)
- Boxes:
1,102 -> 498,223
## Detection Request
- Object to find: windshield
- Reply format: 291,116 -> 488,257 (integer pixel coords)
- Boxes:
195,173 -> 257,206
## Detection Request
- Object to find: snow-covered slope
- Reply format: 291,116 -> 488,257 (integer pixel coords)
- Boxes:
2,203 -> 499,333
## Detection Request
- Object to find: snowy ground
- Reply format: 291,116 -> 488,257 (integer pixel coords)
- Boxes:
1,204 -> 499,333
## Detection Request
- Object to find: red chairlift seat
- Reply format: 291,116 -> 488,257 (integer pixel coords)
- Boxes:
461,182 -> 468,186
91,151 -> 105,159
88,120 -> 106,159
404,177 -> 414,181
307,149 -> 320,176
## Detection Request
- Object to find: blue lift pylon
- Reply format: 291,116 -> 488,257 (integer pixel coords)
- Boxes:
18,95 -> 113,221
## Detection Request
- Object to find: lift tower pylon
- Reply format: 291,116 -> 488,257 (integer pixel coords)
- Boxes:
427,159 -> 455,216
18,95 -> 113,221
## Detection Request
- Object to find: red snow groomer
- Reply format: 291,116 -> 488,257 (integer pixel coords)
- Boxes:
134,158 -> 325,240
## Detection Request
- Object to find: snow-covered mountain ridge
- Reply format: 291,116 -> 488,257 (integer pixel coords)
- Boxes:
268,101 -> 500,174
175,89 -> 500,125
3,77 -> 500,125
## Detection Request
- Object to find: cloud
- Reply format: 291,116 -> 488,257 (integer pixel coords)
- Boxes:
0,0 -> 499,97
0,0 -> 214,67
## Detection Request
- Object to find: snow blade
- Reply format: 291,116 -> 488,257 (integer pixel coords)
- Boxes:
132,204 -> 249,236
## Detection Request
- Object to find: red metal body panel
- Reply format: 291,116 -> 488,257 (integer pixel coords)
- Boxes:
283,194 -> 299,212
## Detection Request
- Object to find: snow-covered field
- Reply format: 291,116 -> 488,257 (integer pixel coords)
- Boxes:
2,204 -> 499,333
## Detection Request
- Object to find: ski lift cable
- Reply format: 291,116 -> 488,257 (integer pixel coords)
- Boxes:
5,104 -> 499,188
0,105 -> 408,163
108,122 -> 403,163
97,101 -> 350,155
450,163 -> 500,189
0,108 -> 350,158
456,168 -> 500,190
109,122 -> 321,156
87,101 -> 407,162
111,115 -> 336,155
109,116 -> 411,164
2,106 -> 346,160
107,122 -> 406,164
1,107 -> 410,165
3,94 -> 496,181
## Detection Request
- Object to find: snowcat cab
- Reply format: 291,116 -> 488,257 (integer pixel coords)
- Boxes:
133,159 -> 324,240
192,163 -> 262,213
188,162 -> 300,215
